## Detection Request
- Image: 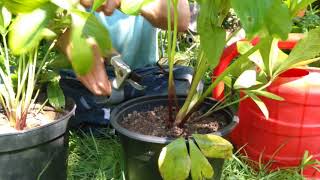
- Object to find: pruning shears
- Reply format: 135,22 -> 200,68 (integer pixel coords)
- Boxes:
110,55 -> 145,91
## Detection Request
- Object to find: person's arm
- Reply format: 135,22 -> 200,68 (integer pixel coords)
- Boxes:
80,0 -> 190,31
141,0 -> 190,31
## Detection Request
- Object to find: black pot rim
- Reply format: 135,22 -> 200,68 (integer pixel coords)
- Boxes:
0,102 -> 76,137
111,95 -> 239,144
0,99 -> 76,152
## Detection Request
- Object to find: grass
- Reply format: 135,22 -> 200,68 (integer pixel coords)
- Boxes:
68,128 -> 124,180
67,128 -> 307,180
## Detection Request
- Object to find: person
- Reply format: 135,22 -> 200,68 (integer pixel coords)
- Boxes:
60,0 -> 192,127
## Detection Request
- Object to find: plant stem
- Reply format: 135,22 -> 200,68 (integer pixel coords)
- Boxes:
167,0 -> 179,124
178,43 -> 263,126
175,51 -> 206,125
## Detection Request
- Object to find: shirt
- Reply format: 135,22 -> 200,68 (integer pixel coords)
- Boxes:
95,10 -> 158,70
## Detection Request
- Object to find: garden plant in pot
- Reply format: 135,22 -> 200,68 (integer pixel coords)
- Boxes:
212,0 -> 320,178
111,0 -> 320,180
0,0 -> 113,179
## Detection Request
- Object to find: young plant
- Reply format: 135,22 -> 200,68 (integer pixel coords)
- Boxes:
0,6 -> 60,130
171,0 -> 320,126
0,0 -> 113,130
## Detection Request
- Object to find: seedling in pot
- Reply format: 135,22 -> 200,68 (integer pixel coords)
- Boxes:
0,0 -> 113,130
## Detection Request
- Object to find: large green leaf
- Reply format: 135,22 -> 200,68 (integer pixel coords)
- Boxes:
70,10 -> 112,75
265,0 -> 291,40
121,0 -> 155,15
70,11 -> 94,75
8,3 -> 56,55
3,0 -> 49,14
47,79 -> 65,110
200,27 -> 226,69
275,27 -> 320,75
0,5 -> 11,34
231,0 -> 291,39
158,138 -> 191,180
197,0 -> 228,69
189,139 -> 214,180
71,10 -> 112,75
82,12 -> 112,56
193,134 -> 233,159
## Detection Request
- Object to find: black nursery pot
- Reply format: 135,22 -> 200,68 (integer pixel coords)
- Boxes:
111,95 -> 238,180
0,99 -> 75,180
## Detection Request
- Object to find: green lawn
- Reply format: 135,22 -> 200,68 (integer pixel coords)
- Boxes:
67,128 -> 305,180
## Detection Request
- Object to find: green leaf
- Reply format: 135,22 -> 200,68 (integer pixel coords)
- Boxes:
0,5 -> 11,34
193,134 -> 233,159
275,27 -> 320,75
234,69 -> 257,89
246,91 -> 269,119
3,0 -> 49,14
41,28 -> 57,40
197,0 -> 227,69
70,12 -> 93,75
69,10 -> 112,75
200,27 -> 226,69
47,80 -> 65,110
120,0 -> 155,16
231,0 -> 291,39
265,0 -> 291,40
91,0 -> 106,13
189,139 -> 214,180
237,41 -> 265,71
231,0 -> 269,39
8,3 -> 56,55
158,138 -> 191,180
82,13 -> 112,57
249,90 -> 284,101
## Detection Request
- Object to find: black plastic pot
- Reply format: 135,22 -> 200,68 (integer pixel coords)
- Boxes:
111,95 -> 238,180
0,99 -> 75,180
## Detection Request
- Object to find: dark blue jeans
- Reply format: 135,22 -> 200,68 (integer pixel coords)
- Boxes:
60,65 -> 195,127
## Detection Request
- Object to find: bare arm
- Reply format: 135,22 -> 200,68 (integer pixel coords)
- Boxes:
141,0 -> 190,31
80,0 -> 190,31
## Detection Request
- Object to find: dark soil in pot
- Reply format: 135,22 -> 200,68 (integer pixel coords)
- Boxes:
120,106 -> 228,137
0,99 -> 75,180
110,95 -> 238,180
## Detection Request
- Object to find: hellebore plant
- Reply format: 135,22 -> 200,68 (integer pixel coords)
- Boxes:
0,0 -> 113,130
158,0 -> 320,179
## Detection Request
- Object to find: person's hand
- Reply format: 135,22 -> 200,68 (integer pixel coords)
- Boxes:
80,0 -> 120,15
77,38 -> 112,96
57,30 -> 112,96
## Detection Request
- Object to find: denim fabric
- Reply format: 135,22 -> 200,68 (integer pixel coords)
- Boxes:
60,66 -> 195,127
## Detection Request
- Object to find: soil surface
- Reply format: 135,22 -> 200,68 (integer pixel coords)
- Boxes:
0,104 -> 68,134
120,106 -> 228,138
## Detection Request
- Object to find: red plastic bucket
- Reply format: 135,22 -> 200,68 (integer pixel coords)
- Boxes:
212,34 -> 320,178
234,68 -> 320,178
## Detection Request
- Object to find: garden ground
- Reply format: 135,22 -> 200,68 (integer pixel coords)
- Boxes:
67,127 -> 305,180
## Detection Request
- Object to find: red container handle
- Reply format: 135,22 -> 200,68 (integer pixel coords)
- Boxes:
212,34 -> 303,100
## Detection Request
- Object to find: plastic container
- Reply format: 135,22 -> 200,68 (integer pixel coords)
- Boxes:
233,68 -> 320,178
110,95 -> 238,180
0,99 -> 75,180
